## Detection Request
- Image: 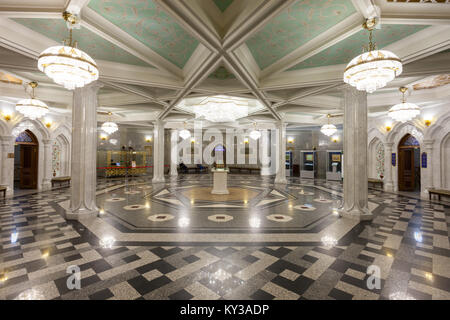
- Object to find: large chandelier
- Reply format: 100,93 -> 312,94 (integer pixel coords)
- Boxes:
388,87 -> 420,123
101,112 -> 118,134
344,18 -> 402,93
15,82 -> 49,120
193,96 -> 248,122
249,122 -> 261,140
179,122 -> 191,140
321,114 -> 337,136
38,11 -> 99,90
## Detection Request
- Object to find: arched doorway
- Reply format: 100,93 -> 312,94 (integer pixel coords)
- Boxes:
14,130 -> 39,189
398,134 -> 420,192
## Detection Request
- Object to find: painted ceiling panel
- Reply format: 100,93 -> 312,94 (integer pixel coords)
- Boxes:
288,24 -> 429,71
245,0 -> 357,70
12,18 -> 152,67
212,0 -> 234,12
208,66 -> 236,80
87,0 -> 199,69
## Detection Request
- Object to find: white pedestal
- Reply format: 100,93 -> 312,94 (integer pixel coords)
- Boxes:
211,168 -> 229,195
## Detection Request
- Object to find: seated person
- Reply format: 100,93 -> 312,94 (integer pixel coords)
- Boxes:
179,161 -> 188,173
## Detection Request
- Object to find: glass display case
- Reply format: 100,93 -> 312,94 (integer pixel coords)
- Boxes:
97,149 -> 151,177
300,150 -> 316,179
285,151 -> 293,176
326,150 -> 342,181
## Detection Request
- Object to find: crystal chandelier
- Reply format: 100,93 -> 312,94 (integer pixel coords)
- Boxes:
249,123 -> 261,140
179,122 -> 191,139
388,87 -> 420,123
38,11 -> 99,90
193,96 -> 248,122
344,18 -> 402,93
15,82 -> 49,120
321,114 -> 337,136
101,112 -> 118,134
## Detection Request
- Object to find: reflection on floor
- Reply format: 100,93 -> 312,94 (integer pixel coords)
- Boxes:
0,174 -> 449,300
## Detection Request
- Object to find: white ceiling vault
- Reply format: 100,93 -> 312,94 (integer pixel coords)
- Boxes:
0,0 -> 449,130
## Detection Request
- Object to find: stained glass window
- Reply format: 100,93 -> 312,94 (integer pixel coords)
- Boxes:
401,135 -> 420,146
15,131 -> 33,143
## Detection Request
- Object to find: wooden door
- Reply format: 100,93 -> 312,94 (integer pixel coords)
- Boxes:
20,145 -> 38,189
398,148 -> 415,191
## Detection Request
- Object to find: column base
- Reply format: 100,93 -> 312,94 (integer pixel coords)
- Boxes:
152,177 -> 165,184
383,182 -> 394,192
274,176 -> 287,184
261,167 -> 271,176
170,172 -> 178,177
42,181 -> 52,191
339,208 -> 373,221
65,207 -> 98,221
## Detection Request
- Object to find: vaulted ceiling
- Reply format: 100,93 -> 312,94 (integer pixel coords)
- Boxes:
0,0 -> 449,129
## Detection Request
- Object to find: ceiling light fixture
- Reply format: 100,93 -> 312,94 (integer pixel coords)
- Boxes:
101,112 -> 118,134
193,95 -> 248,122
344,18 -> 402,93
15,82 -> 49,120
249,122 -> 261,140
321,114 -> 337,137
388,87 -> 420,123
179,122 -> 191,140
38,11 -> 99,90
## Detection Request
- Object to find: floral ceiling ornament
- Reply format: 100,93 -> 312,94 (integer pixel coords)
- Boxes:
38,11 -> 99,90
344,18 -> 402,93
321,114 -> 337,137
388,87 -> 420,123
15,82 -> 49,120
101,112 -> 118,134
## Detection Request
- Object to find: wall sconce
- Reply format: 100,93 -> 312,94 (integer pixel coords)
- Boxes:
190,138 -> 195,143
244,138 -> 249,144
287,137 -> 294,143
331,135 -> 339,143
100,133 -> 108,141
145,135 -> 152,142
424,117 -> 432,127
45,121 -> 52,128
3,112 -> 12,121
385,124 -> 392,132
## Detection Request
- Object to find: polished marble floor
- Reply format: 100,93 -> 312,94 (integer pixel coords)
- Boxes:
0,174 -> 449,300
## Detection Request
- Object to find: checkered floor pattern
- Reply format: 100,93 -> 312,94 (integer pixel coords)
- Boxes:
0,177 -> 449,300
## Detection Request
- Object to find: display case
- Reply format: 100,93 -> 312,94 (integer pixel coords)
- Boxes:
300,150 -> 316,179
326,150 -> 342,181
285,151 -> 293,176
97,149 -> 151,177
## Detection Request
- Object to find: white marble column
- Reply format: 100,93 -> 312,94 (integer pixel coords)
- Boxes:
65,82 -> 101,220
170,129 -> 178,177
340,85 -> 373,221
423,139 -> 434,195
152,120 -> 165,183
274,121 -> 287,184
383,142 -> 394,192
0,135 -> 14,195
260,129 -> 271,176
42,139 -> 53,190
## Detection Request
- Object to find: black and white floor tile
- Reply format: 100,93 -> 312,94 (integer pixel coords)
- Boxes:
0,175 -> 449,300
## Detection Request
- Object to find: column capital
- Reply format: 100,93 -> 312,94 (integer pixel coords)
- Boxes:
43,139 -> 53,145
0,135 -> 14,144
383,142 -> 394,148
423,139 -> 434,148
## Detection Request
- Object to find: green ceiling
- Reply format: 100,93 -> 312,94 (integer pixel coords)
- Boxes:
212,0 -> 234,12
288,24 -> 429,71
87,0 -> 199,69
208,66 -> 236,80
246,0 -> 357,70
13,18 -> 151,67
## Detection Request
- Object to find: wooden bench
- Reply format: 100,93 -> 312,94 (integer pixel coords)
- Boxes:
51,176 -> 71,188
0,186 -> 6,198
368,178 -> 383,189
428,188 -> 450,201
